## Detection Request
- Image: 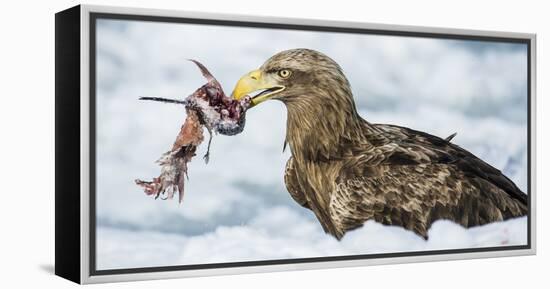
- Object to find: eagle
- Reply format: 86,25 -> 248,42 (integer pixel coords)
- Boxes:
230,48 -> 527,240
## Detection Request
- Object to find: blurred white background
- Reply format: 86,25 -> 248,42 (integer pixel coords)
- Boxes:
0,0 -> 547,288
95,18 -> 528,269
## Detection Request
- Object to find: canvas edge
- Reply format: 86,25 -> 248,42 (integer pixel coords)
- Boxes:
529,34 -> 537,256
82,4 -> 536,39
80,5 -> 90,285
74,4 -> 537,284
54,4 -> 82,284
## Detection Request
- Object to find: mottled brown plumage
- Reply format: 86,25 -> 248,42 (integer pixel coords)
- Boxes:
237,48 -> 527,240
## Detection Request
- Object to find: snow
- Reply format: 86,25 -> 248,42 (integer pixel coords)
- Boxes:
94,19 -> 529,270
97,206 -> 527,270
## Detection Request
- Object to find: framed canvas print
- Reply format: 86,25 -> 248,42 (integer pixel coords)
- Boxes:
55,4 -> 536,284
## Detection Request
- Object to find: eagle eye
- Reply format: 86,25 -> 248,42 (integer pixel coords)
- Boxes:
277,69 -> 292,79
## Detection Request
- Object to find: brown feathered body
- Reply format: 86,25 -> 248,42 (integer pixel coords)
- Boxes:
261,49 -> 528,239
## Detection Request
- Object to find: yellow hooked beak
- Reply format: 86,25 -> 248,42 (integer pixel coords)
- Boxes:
231,69 -> 285,107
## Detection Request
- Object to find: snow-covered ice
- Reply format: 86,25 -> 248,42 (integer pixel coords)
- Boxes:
97,206 -> 527,269
94,19 -> 529,270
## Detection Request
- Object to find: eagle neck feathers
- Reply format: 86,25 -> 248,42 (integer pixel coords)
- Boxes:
282,86 -> 379,235
284,89 -> 373,163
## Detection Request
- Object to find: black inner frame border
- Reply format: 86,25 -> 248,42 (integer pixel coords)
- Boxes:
89,12 -> 532,276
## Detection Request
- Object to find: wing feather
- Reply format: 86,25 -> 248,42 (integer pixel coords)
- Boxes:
375,124 -> 527,204
284,157 -> 310,209
327,123 -> 527,239
330,163 -> 526,239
